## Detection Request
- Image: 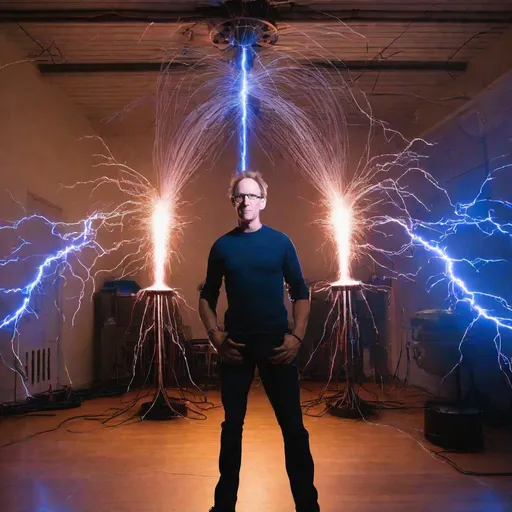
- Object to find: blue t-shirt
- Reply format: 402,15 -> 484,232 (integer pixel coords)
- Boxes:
200,225 -> 309,336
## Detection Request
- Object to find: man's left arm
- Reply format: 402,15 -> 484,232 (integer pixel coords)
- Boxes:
271,237 -> 310,364
291,298 -> 310,341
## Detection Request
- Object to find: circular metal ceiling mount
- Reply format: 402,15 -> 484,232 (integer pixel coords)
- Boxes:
210,17 -> 279,49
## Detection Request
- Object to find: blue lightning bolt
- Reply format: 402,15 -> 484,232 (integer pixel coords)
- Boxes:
387,217 -> 512,329
401,217 -> 511,380
0,214 -> 100,331
239,45 -> 249,172
367,163 -> 512,382
0,238 -> 30,267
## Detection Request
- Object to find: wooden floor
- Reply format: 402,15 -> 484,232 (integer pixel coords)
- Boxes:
1,383 -> 511,512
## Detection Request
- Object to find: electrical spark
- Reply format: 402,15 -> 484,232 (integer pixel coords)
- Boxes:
329,193 -> 360,287
148,196 -> 173,291
239,45 -> 250,172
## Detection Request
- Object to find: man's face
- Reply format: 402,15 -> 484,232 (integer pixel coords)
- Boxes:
232,178 -> 266,222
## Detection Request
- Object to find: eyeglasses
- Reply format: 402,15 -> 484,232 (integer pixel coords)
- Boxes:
232,193 -> 263,204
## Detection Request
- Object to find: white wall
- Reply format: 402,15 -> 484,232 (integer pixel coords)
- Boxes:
0,32 -> 128,401
389,72 -> 512,408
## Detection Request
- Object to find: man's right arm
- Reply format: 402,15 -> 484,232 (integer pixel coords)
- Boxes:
198,243 -> 225,350
199,244 -> 245,363
198,298 -> 225,349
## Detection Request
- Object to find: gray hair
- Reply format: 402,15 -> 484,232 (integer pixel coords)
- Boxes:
228,171 -> 268,199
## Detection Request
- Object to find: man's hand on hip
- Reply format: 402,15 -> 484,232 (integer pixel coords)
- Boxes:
270,334 -> 301,364
212,331 -> 245,364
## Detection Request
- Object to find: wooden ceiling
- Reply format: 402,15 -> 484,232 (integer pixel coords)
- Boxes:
1,1 -> 511,133
2,1 -> 512,11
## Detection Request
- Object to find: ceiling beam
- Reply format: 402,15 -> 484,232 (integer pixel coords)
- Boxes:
1,8 -> 511,24
307,61 -> 466,72
39,62 -> 195,73
37,60 -> 467,74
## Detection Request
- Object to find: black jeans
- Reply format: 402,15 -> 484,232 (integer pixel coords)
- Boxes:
214,334 -> 320,512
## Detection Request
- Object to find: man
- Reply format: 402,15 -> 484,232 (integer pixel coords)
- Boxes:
199,171 -> 320,512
